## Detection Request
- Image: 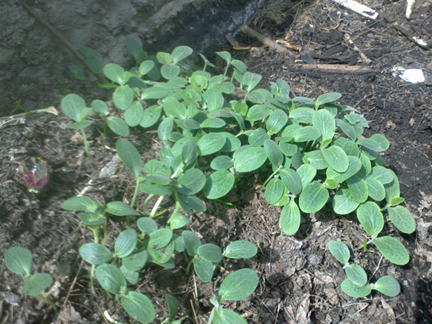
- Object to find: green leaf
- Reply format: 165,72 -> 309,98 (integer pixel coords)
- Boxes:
199,53 -> 216,68
201,117 -> 226,128
384,170 -> 400,203
246,105 -> 272,122
280,199 -> 301,235
125,101 -> 144,127
104,63 -> 128,84
163,97 -> 187,119
299,181 -> 329,213
121,291 -> 155,324
312,109 -> 335,143
242,72 -> 262,92
168,212 -> 189,230
141,86 -> 169,100
343,141 -> 360,157
266,109 -> 288,134
198,133 -> 226,156
357,202 -> 384,237
210,156 -> 233,170
346,176 -> 368,203
296,164 -> 316,188
139,60 -> 155,75
234,147 -> 267,173
390,197 -> 405,206
171,45 -> 193,63
79,243 -> 112,265
115,229 -> 137,258
328,241 -> 350,265
293,126 -> 321,142
116,138 -> 142,180
80,212 -> 105,226
91,100 -> 108,115
388,206 -> 416,234
61,94 -> 87,122
105,201 -> 140,216
198,244 -> 223,262
176,193 -> 206,213
248,128 -> 270,147
372,276 -> 400,297
219,269 -> 259,301
165,294 -> 179,321
289,107 -> 314,123
304,150 -> 328,170
345,264 -> 368,287
341,279 -> 371,298
206,93 -> 224,111
212,308 -> 247,324
203,169 -> 235,199
365,178 -> 385,201
67,120 -> 92,130
374,236 -> 409,265
177,168 -> 206,195
264,139 -> 284,168
107,116 -> 130,136
279,168 -> 302,195
371,134 -> 389,151
279,143 -> 297,157
137,217 -> 158,235
148,240 -> 175,264
122,250 -> 147,272
161,65 -> 180,80
148,228 -> 173,250
193,258 -> 214,282
326,156 -> 362,183
182,140 -> 197,167
158,117 -> 174,142
5,247 -> 32,277
366,166 -> 393,185
120,265 -> 139,285
220,133 -> 241,153
333,188 -> 359,215
322,146 -> 349,172
61,196 -> 101,212
182,230 -> 201,257
216,51 -> 232,64
23,273 -> 53,296
265,178 -> 284,205
315,92 -> 341,107
223,241 -> 257,259
140,182 -> 173,196
357,137 -> 384,152
113,85 -> 134,110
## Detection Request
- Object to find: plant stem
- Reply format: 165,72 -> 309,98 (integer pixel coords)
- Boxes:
141,194 -> 154,215
92,227 -> 99,244
36,294 -> 58,312
130,178 -> 143,209
150,196 -> 165,218
185,258 -> 194,275
90,264 -> 96,296
261,166 -> 282,192
80,127 -> 90,156
102,220 -> 108,245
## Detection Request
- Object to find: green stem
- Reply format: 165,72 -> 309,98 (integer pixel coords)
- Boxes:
185,258 -> 194,275
80,127 -> 90,156
90,264 -> 96,296
91,227 -> 99,244
260,166 -> 282,192
141,194 -> 154,215
102,219 -> 108,245
130,177 -> 143,209
36,294 -> 58,313
150,196 -> 165,218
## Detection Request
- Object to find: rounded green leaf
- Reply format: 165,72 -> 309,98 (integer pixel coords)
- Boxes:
357,138 -> 384,152
158,117 -> 174,142
163,97 -> 187,119
61,196 -> 101,212
371,134 -> 389,151
265,178 -> 284,205
357,202 -> 384,237
165,294 -> 179,321
5,247 -> 32,277
96,263 -> 126,295
210,156 -> 233,170
279,143 -> 297,157
223,241 -> 257,259
148,240 -> 175,264
80,212 -> 105,226
280,200 -> 301,235
172,45 -> 193,63
115,229 -> 138,258
104,63 -> 127,84
113,85 -> 134,110
182,230 -> 201,257
203,169 -> 235,199
242,72 -> 262,92
148,228 -> 173,250
343,141 -> 360,157
246,104 -> 272,122
219,269 -> 259,301
198,244 -> 223,262
107,116 -> 130,136
374,236 -> 409,265
264,139 -> 284,168
296,164 -> 316,188
125,101 -> 144,127
201,117 -> 226,128
105,201 -> 140,216
289,107 -> 314,123
177,169 -> 206,195
248,128 -> 270,147
388,206 -> 416,234
279,168 -> 302,195
345,264 -> 368,287
322,146 -> 349,172
304,150 -> 328,170
372,276 -> 400,297
80,243 -> 112,265
384,170 -> 400,203
365,178 -> 385,202
326,156 -> 362,183
198,133 -> 226,156
346,176 -> 368,203
67,120 -> 92,130
61,94 -> 86,122
341,279 -> 371,298
137,217 -> 158,234
139,60 -> 155,75
161,64 -> 180,80
234,147 -> 267,173
116,139 -> 142,180
176,193 -> 206,213
141,86 -> 168,100
367,166 -> 393,185
193,258 -> 214,282
315,92 -> 341,107
333,188 -> 359,215
299,181 -> 329,213
168,212 -> 189,230
312,109 -> 335,142
220,133 -> 241,153
266,109 -> 288,134
120,265 -> 139,285
213,308 -> 247,324
122,250 -> 148,272
23,273 -> 53,296
293,126 -> 321,142
328,241 -> 350,265
121,291 -> 155,323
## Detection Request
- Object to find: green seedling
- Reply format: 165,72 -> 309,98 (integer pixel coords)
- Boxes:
161,294 -> 181,324
4,247 -> 58,312
208,269 -> 259,324
328,241 -> 401,297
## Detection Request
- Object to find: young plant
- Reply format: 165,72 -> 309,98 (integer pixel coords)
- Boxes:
208,268 -> 259,324
328,241 -> 401,298
4,247 -> 58,312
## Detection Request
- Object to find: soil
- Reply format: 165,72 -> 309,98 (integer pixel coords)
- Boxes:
1,0 -> 432,323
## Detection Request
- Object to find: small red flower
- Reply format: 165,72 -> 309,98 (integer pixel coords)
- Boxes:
16,159 -> 49,192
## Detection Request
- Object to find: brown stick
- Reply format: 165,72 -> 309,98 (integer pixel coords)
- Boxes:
22,4 -> 107,83
240,25 -> 294,55
291,64 -> 375,74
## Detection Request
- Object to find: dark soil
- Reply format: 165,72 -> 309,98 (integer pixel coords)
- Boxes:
1,0 -> 432,323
